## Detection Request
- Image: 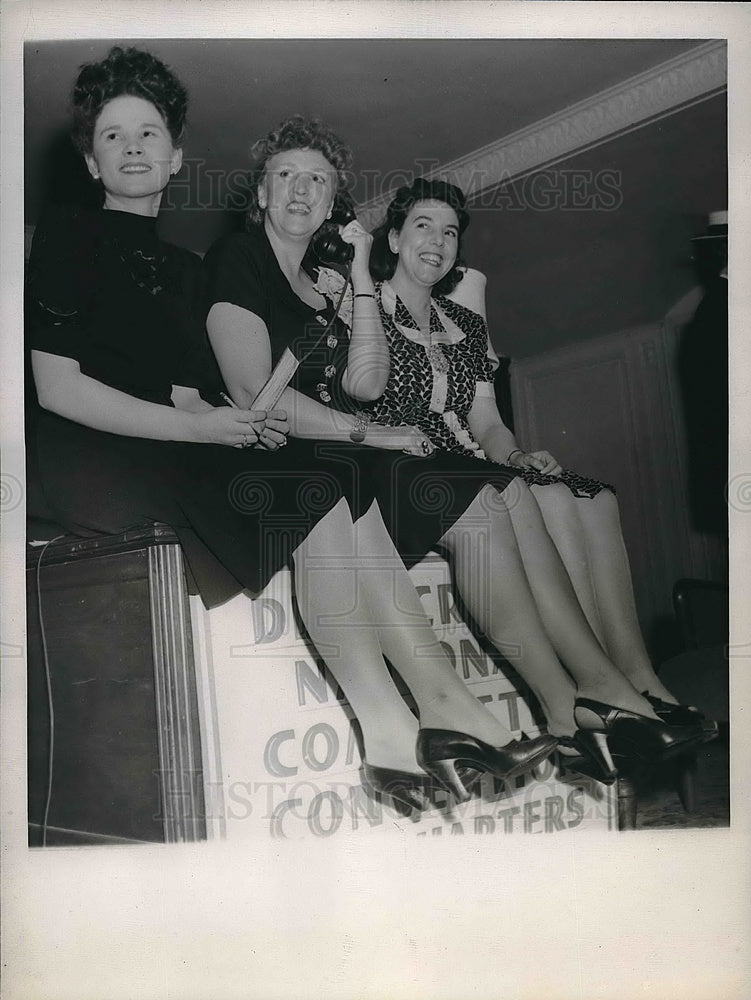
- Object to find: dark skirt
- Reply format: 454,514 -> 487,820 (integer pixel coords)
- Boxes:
359,448 -> 613,568
357,448 -> 519,567
32,414 -> 505,608
31,410 -> 361,608
31,412 -> 614,609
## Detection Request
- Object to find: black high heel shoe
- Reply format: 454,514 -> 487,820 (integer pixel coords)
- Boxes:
361,762 -> 433,814
574,697 -> 706,777
642,692 -> 719,742
556,733 -> 618,785
361,761 -> 484,814
416,729 -> 558,803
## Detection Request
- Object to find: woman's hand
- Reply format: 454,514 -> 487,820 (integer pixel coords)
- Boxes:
509,449 -> 563,476
339,219 -> 373,258
366,423 -> 436,458
254,409 -> 290,451
191,407 -> 267,448
339,220 -> 373,280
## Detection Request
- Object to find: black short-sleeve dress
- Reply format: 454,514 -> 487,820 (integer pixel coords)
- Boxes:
203,225 -> 520,565
26,205 -> 355,608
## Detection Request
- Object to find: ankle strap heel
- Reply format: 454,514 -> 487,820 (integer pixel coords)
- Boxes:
574,697 -> 705,764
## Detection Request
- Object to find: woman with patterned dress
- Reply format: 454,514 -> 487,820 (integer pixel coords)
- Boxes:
204,119 -> 704,790
365,177 -> 715,757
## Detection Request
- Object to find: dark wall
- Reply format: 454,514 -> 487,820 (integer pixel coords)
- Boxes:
25,40 -> 725,360
464,94 -> 727,358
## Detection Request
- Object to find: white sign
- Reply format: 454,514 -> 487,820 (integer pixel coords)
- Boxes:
191,557 -> 616,840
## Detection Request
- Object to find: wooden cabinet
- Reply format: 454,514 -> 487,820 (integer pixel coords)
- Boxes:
26,526 -> 205,846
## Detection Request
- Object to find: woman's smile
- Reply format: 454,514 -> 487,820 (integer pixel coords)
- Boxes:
84,94 -> 181,215
391,199 -> 459,288
418,251 -> 445,268
260,147 -> 337,238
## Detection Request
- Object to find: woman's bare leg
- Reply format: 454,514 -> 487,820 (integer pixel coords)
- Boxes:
351,502 -> 518,746
292,499 -> 420,771
527,483 -> 678,703
293,498 -> 520,772
527,482 -> 608,647
443,486 -> 660,726
435,487 -> 576,735
572,489 -> 678,703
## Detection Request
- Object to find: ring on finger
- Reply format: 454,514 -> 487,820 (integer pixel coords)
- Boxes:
242,434 -> 249,448
420,439 -> 432,456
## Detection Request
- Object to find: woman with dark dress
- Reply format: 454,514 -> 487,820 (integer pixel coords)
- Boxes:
28,49 -> 555,812
365,178 -> 716,749
27,46 -> 341,608
204,117 -> 704,789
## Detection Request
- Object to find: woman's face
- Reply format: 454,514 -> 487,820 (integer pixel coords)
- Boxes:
259,148 -> 337,241
85,95 -> 182,211
389,200 -> 460,289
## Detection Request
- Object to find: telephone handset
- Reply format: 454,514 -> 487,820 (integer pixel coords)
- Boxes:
310,191 -> 357,266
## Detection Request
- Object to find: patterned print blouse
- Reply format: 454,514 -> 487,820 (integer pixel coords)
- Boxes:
364,282 -> 497,457
365,281 -> 612,498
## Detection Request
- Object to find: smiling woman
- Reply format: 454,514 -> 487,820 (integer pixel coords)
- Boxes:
361,177 -> 716,766
71,46 -> 187,214
387,199 -> 461,292
82,94 -> 182,211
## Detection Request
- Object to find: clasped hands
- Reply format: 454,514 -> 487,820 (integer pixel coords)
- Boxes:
197,406 -> 290,450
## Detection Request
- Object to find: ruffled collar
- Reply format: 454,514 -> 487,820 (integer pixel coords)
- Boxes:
379,282 -> 466,347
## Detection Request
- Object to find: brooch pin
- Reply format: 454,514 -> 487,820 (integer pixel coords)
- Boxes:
427,343 -> 450,374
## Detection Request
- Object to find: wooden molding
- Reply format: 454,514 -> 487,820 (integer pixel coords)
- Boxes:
149,542 -> 206,843
357,41 -> 726,228
24,44 -> 726,256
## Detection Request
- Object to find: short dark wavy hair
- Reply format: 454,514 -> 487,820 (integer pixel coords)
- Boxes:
71,46 -> 188,156
245,114 -> 353,228
369,178 -> 470,296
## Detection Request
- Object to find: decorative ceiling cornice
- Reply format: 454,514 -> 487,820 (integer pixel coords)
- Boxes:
357,40 -> 727,229
24,42 -> 726,260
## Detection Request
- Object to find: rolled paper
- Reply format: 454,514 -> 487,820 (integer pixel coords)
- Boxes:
251,347 -> 300,410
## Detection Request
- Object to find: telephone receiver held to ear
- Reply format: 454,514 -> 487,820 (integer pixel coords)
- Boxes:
311,191 -> 357,266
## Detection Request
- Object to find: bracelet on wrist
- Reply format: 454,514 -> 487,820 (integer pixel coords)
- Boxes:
350,410 -> 372,443
506,448 -> 523,464
354,293 -> 376,300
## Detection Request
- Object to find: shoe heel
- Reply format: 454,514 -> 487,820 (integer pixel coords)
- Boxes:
576,729 -> 618,782
422,758 -> 471,803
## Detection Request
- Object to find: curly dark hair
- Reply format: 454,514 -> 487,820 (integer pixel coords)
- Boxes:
71,46 -> 188,156
245,114 -> 353,229
369,178 -> 470,296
